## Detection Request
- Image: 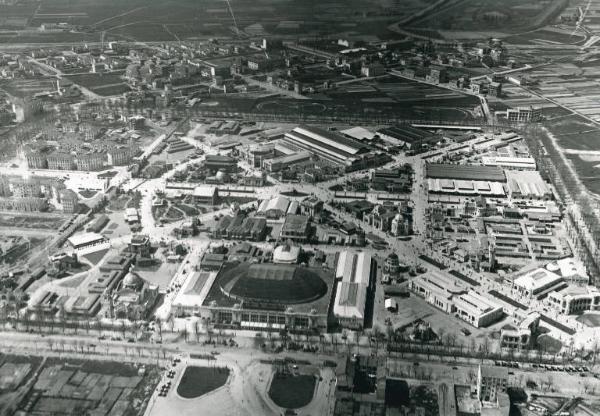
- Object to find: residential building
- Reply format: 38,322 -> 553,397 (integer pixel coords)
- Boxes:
477,365 -> 508,404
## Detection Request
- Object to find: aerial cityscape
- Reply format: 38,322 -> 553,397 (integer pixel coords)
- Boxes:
2,0 -> 600,415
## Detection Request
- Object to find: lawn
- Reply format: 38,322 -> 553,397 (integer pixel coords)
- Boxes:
82,248 -> 109,266
576,313 -> 600,327
174,203 -> 199,216
268,372 -> 316,409
176,366 -> 229,399
536,334 -> 563,354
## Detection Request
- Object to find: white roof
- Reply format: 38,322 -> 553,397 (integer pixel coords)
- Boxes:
481,156 -> 536,169
193,185 -> 217,198
514,268 -> 564,292
333,251 -> 372,321
273,245 -> 300,263
555,258 -> 588,280
453,291 -> 502,317
333,281 -> 367,320
125,207 -> 138,216
335,251 -> 371,285
67,232 -> 106,247
341,127 -> 376,141
263,196 -> 289,213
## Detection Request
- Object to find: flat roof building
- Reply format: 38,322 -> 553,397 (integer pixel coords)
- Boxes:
410,271 -> 503,328
280,214 -> 311,242
513,267 -> 567,300
547,285 -> 600,315
453,291 -> 503,328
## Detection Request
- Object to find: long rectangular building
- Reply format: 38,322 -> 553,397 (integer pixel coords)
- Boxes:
410,271 -> 503,328
284,125 -> 370,167
426,163 -> 506,182
333,251 -> 374,329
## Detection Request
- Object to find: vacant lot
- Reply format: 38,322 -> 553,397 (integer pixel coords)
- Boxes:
176,366 -> 229,399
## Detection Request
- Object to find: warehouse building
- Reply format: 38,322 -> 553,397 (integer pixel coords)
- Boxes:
257,196 -> 290,219
426,163 -> 506,182
333,251 -> 374,329
66,232 -> 109,254
452,291 -> 504,328
193,185 -> 219,205
481,156 -> 536,171
506,170 -> 553,200
283,125 -> 373,170
377,125 -> 441,150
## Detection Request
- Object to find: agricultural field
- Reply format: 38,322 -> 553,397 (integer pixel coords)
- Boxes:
0,213 -> 68,230
65,72 -> 130,96
17,357 -> 161,416
407,0 -> 568,34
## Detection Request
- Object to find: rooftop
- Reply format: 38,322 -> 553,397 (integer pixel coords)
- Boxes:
426,163 -> 506,182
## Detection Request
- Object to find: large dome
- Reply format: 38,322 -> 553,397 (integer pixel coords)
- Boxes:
219,263 -> 327,305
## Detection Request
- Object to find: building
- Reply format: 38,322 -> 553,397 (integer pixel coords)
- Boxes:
257,196 -> 290,219
513,267 -> 567,300
477,365 -> 508,404
273,245 -> 301,264
500,312 -> 540,350
173,262 -> 334,333
506,106 -> 542,123
410,271 -> 503,328
280,214 -> 311,242
452,291 -> 504,328
333,251 -> 374,329
193,185 -> 219,205
300,196 -> 324,218
59,189 -> 78,213
105,271 -> 159,321
262,151 -> 312,173
283,125 -> 371,169
212,215 -> 267,241
66,232 -> 109,253
377,125 -> 440,150
481,156 -> 536,171
547,285 -> 600,315
128,234 -> 152,258
124,207 -> 139,224
506,170 -> 552,200
370,167 -> 413,193
426,163 -> 506,182
204,154 -> 238,173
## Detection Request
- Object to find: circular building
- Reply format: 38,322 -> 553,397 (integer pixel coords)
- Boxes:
273,245 -> 301,264
219,263 -> 327,305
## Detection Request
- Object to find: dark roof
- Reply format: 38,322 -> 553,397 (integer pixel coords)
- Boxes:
378,125 -> 439,144
219,263 -> 327,304
426,163 -> 506,182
